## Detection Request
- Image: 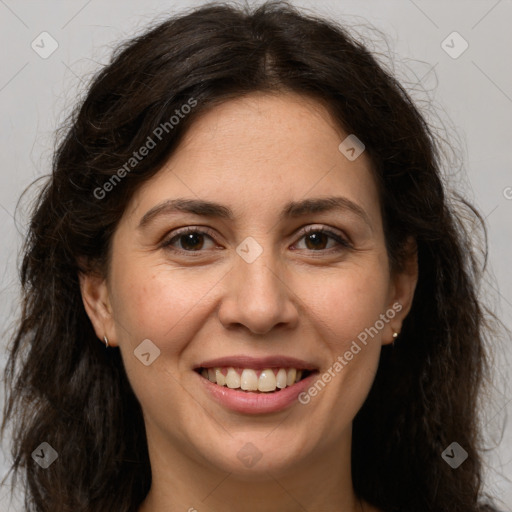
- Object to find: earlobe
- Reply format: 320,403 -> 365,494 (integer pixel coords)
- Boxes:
78,271 -> 115,346
386,237 -> 419,343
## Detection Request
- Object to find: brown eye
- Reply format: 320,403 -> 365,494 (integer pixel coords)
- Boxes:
294,227 -> 352,252
175,232 -> 206,251
161,225 -> 351,256
303,231 -> 331,250
162,228 -> 217,253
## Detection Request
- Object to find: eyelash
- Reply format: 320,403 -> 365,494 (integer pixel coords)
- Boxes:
161,225 -> 352,256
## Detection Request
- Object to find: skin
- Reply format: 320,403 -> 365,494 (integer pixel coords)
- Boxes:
80,91 -> 418,512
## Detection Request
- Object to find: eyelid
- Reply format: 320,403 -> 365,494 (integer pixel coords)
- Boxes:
160,224 -> 353,254
298,225 -> 352,248
160,226 -> 219,252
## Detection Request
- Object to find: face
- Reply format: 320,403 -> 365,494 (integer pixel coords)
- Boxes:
81,92 -> 416,482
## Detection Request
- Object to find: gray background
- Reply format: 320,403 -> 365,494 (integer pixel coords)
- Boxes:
1,0 -> 511,510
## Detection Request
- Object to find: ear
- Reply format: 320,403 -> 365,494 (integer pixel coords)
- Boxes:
78,269 -> 117,347
383,236 -> 418,345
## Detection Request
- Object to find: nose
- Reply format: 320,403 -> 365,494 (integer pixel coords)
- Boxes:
217,246 -> 299,336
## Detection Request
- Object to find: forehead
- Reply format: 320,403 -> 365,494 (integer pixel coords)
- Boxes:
125,92 -> 381,230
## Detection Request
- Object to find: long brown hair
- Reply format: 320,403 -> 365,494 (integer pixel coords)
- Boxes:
1,1 -> 503,511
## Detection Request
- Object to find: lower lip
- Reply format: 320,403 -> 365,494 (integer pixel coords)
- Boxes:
197,371 -> 318,414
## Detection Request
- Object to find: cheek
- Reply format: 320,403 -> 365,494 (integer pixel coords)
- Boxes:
302,262 -> 390,349
111,249 -> 390,351
110,255 -> 221,352
109,260 -> 211,424
298,267 -> 389,425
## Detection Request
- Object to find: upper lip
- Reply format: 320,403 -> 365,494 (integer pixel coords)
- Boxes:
195,355 -> 318,371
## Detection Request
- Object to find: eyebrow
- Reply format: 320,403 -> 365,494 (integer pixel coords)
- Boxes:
138,196 -> 373,231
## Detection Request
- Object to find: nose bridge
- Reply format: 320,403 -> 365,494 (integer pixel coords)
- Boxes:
238,239 -> 281,296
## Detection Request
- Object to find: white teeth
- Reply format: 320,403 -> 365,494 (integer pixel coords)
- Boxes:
215,368 -> 226,386
225,367 -> 241,389
241,369 -> 259,391
201,366 -> 310,392
258,369 -> 277,392
276,368 -> 287,389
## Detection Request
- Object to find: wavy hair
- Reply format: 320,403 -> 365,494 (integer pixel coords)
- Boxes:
1,1 -> 502,511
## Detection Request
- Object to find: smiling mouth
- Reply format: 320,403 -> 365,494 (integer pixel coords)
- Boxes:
195,367 -> 314,393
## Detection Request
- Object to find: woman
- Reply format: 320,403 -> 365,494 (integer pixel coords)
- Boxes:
1,1 -> 504,511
